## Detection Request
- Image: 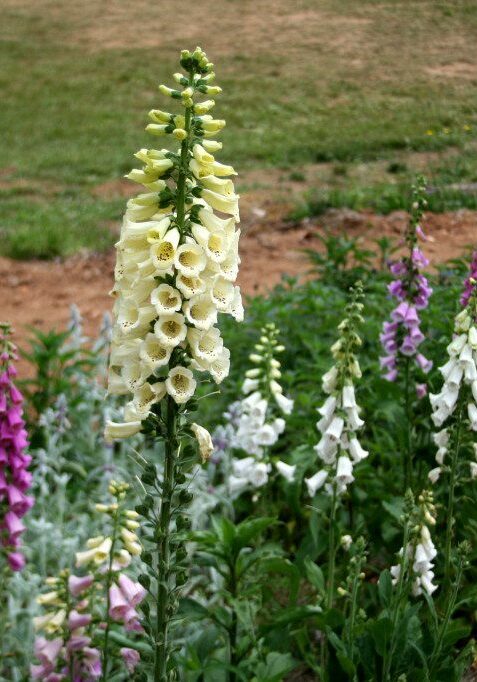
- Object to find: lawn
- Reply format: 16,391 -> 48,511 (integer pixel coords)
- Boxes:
1,0 -> 477,257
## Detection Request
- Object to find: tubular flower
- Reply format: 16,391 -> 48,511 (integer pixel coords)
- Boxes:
379,176 -> 433,392
390,491 -> 438,597
215,324 -> 292,497
305,282 -> 368,497
31,481 -> 144,680
461,251 -> 477,309
106,47 -> 242,439
428,283 -> 477,481
0,323 -> 34,573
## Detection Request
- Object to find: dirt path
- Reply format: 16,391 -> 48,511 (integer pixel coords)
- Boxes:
1,192 -> 476,348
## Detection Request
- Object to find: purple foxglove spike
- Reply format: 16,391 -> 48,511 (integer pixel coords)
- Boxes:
383,369 -> 399,382
68,610 -> 92,630
3,510 -> 26,540
68,574 -> 94,597
400,335 -> 418,356
120,647 -> 141,673
118,573 -> 146,607
416,383 -> 428,399
108,584 -> 130,621
390,261 -> 407,277
461,251 -> 477,308
416,353 -> 433,374
7,551 -> 25,571
379,355 -> 397,370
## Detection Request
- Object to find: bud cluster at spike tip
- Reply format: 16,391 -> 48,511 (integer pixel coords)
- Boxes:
305,283 -> 368,497
390,491 -> 438,597
379,176 -> 433,394
217,324 -> 294,497
0,323 -> 34,573
31,481 -> 144,680
105,47 -> 243,441
428,285 -> 477,484
461,251 -> 477,310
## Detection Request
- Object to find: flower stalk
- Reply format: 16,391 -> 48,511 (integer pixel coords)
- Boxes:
379,176 -> 433,489
105,46 -> 242,680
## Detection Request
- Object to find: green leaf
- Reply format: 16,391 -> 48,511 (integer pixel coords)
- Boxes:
378,569 -> 393,607
442,621 -> 471,648
235,517 -> 276,547
337,652 -> 356,676
253,652 -> 296,681
370,617 -> 393,656
260,557 -> 300,603
178,597 -> 211,621
260,605 -> 322,633
304,557 -> 325,593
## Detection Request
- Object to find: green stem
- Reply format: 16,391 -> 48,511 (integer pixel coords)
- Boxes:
228,562 -> 238,682
153,71 -> 193,682
429,555 -> 464,675
0,563 -> 9,675
154,396 -> 178,681
347,568 -> 360,670
326,488 -> 338,611
403,356 -> 413,491
101,508 -> 120,681
382,521 -> 411,681
320,487 -> 338,681
444,408 -> 463,589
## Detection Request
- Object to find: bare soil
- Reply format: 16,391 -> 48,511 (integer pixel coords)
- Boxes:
1,188 -> 476,351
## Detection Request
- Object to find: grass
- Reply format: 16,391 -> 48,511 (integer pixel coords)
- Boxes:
1,0 -> 477,257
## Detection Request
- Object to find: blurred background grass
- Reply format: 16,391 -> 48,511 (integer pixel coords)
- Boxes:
1,0 -> 477,258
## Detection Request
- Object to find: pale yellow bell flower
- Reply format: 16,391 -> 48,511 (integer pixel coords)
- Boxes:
211,277 -> 235,311
139,332 -> 172,371
194,99 -> 216,115
201,188 -> 239,220
36,591 -> 61,606
202,140 -> 223,153
33,609 -> 66,634
165,366 -> 197,404
150,227 -> 180,270
187,326 -> 223,364
132,381 -> 165,419
191,423 -> 214,463
183,294 -> 218,330
175,273 -> 206,299
75,537 -> 113,566
193,143 -> 215,164
121,360 -> 149,392
174,240 -> 207,277
201,175 -> 235,196
154,312 -> 187,347
151,283 -> 182,314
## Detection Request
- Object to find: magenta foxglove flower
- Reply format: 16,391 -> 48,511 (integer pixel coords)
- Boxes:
461,251 -> 477,309
0,324 -> 33,572
379,181 -> 433,392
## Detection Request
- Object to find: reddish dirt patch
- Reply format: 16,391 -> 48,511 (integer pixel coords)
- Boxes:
1,203 -> 476,367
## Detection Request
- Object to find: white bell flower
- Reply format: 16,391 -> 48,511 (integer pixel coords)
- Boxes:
140,333 -> 172,369
274,392 -> 294,415
349,438 -> 368,462
336,456 -> 354,486
276,461 -> 296,483
305,470 -> 328,497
